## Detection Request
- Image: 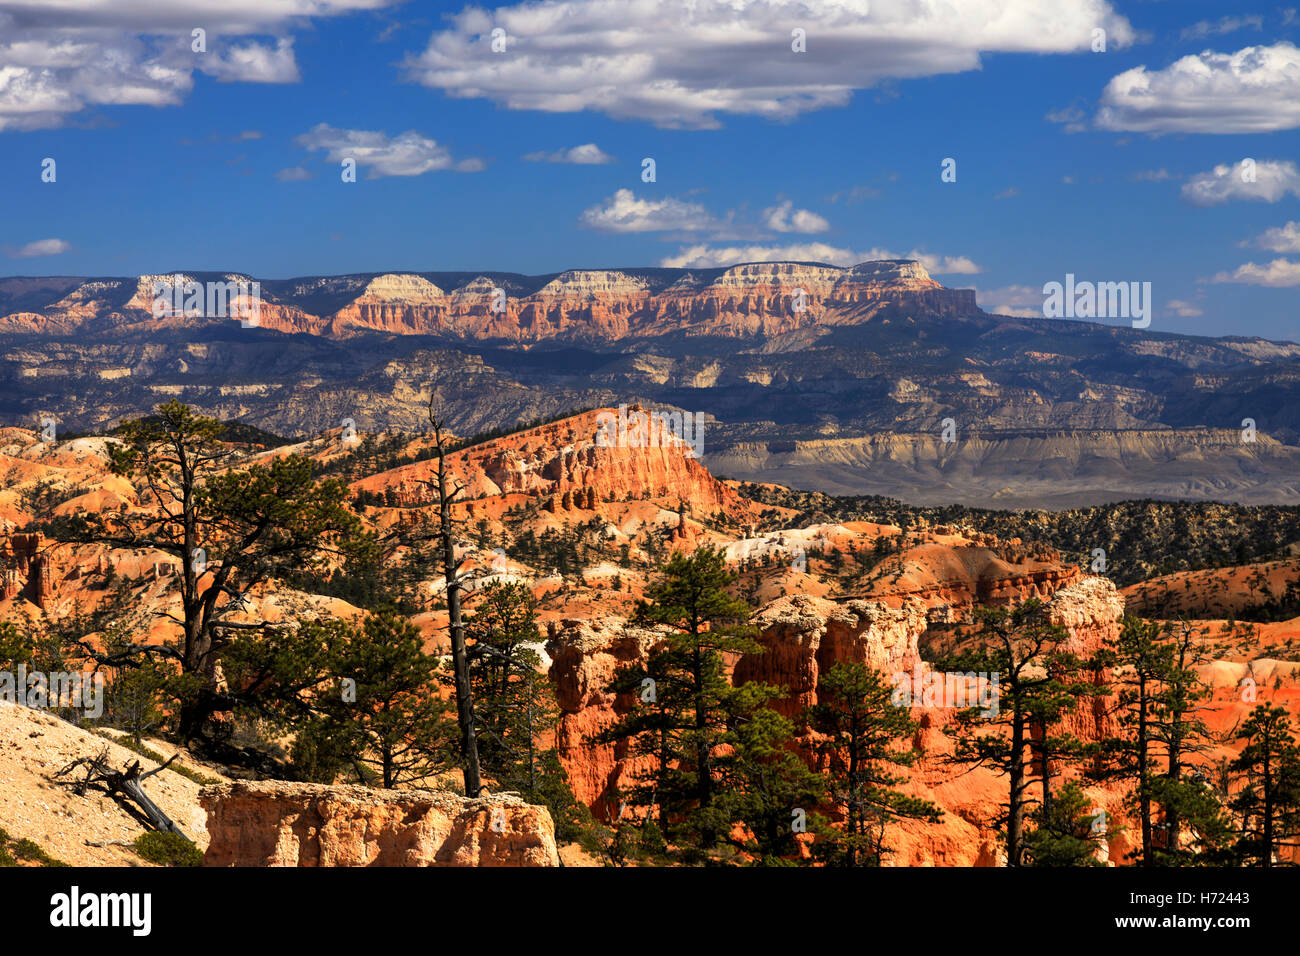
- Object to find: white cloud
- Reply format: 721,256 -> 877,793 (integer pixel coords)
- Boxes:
405,0 -> 1134,128
580,189 -> 716,233
1249,221 -> 1300,252
523,143 -> 615,164
0,1 -> 387,130
5,238 -> 70,258
1181,159 -> 1300,205
974,284 -> 1042,317
660,242 -> 980,274
1166,299 -> 1204,317
198,38 -> 300,83
1045,105 -> 1087,133
1211,258 -> 1300,287
661,243 -> 859,269
762,200 -> 829,234
295,123 -> 484,177
1180,16 -> 1264,41
1096,42 -> 1300,134
275,165 -> 313,181
1132,168 -> 1174,181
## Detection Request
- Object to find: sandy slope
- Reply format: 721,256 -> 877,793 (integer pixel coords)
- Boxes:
0,702 -> 225,866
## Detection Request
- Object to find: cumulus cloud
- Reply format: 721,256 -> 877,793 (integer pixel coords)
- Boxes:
5,238 -> 70,258
974,284 -> 1043,317
661,243 -> 860,269
1248,221 -> 1300,252
762,200 -> 829,234
660,242 -> 980,274
198,37 -> 300,83
0,1 -> 386,130
580,189 -> 717,233
1181,159 -> 1300,205
275,165 -> 313,181
295,123 -> 484,177
523,143 -> 615,164
405,0 -> 1134,128
1096,42 -> 1300,134
1211,258 -> 1300,287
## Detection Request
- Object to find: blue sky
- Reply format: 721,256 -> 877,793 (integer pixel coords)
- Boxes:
1,0 -> 1298,341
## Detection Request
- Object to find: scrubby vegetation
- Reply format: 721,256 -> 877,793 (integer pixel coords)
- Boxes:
133,831 -> 203,867
740,484 -> 1300,587
0,828 -> 67,867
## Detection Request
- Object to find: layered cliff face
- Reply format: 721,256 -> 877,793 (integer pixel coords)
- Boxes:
544,529 -> 1127,835
200,781 -> 559,867
734,595 -> 928,718
350,406 -> 757,523
707,429 -> 1300,507
1,259 -> 976,344
547,620 -> 666,814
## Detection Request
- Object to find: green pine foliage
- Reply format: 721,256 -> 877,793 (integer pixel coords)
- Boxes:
808,662 -> 941,866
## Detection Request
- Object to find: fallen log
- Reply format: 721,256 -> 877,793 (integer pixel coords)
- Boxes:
55,746 -> 188,838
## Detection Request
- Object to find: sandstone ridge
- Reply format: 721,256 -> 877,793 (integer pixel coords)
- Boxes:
200,781 -> 559,867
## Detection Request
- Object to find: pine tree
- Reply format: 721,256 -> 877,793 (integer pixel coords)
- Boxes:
1149,620 -> 1232,864
80,400 -> 358,742
463,581 -> 593,844
934,600 -> 1091,866
715,683 -> 826,865
597,545 -> 758,858
1228,704 -> 1300,867
298,612 -> 455,789
807,662 -> 941,866
1100,618 -> 1231,865
1022,781 -> 1107,867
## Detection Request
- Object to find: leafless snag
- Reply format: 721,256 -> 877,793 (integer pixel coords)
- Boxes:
55,746 -> 188,838
422,392 -> 483,797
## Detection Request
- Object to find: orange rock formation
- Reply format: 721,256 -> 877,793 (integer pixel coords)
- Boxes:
200,781 -> 559,867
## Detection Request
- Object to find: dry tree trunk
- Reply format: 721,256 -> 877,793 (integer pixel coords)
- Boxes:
55,746 -> 188,837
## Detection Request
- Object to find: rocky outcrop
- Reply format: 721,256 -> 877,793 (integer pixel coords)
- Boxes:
547,620 -> 665,814
734,594 -> 928,718
0,532 -> 52,608
351,406 -> 760,524
1046,575 -> 1125,744
200,781 -> 559,867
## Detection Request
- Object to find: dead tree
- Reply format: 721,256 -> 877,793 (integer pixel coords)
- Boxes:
424,393 -> 483,797
55,746 -> 188,838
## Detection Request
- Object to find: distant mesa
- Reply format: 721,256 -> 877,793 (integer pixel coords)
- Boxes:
0,258 -> 979,343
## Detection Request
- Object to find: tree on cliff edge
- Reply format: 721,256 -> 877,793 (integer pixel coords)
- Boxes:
934,600 -> 1087,867
807,662 -> 941,866
289,613 -> 455,789
463,580 -> 592,842
598,545 -> 758,858
80,400 -> 358,743
421,395 -> 483,797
